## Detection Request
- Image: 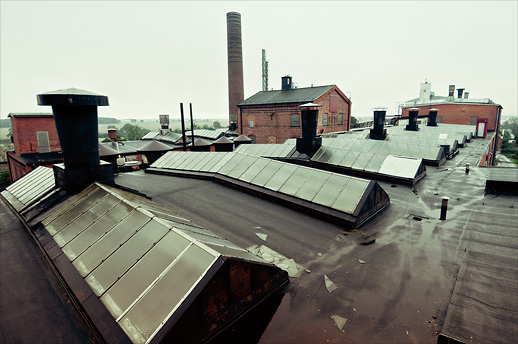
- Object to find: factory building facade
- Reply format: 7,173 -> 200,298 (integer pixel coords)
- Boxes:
238,76 -> 351,144
6,113 -> 63,182
402,81 -> 502,132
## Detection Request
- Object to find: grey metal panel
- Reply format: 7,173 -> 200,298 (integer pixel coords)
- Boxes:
183,153 -> 206,171
217,153 -> 247,175
250,160 -> 283,187
279,166 -> 313,196
200,153 -> 227,172
226,155 -> 258,179
118,244 -> 217,343
72,210 -> 151,277
341,150 -> 361,167
378,156 -> 422,179
209,152 -> 235,173
332,178 -> 369,213
84,219 -> 170,296
312,174 -> 348,207
100,231 -> 191,319
240,158 -> 271,183
264,163 -> 298,191
45,188 -> 108,236
191,153 -> 215,171
294,170 -> 330,201
61,201 -> 135,261
53,194 -> 121,248
351,152 -> 374,170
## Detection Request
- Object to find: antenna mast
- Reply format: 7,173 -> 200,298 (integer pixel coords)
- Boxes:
262,49 -> 269,91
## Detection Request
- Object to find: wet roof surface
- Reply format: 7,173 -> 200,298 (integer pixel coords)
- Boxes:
113,135 -> 517,344
1,131 -> 516,344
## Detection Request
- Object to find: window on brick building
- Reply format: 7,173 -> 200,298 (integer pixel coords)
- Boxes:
290,114 -> 300,127
338,113 -> 343,125
437,116 -> 443,123
323,114 -> 328,126
249,120 -> 254,128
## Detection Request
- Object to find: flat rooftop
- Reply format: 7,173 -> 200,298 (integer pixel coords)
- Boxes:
112,135 -> 517,343
1,134 -> 516,343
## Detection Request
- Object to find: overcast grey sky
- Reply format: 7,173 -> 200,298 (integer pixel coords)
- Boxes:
1,1 -> 517,122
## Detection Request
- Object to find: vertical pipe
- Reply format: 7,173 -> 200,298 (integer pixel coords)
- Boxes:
465,163 -> 470,174
440,196 -> 449,220
190,103 -> 195,147
180,103 -> 187,151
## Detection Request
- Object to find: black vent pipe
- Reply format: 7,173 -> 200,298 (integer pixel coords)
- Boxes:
296,102 -> 322,156
406,108 -> 419,131
428,108 -> 438,126
37,88 -> 112,192
370,109 -> 387,140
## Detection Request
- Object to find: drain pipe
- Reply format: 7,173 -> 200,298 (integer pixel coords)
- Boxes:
465,163 -> 470,174
440,196 -> 449,220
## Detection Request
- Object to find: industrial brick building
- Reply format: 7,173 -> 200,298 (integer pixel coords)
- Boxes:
402,81 -> 503,132
6,113 -> 63,181
237,76 -> 351,144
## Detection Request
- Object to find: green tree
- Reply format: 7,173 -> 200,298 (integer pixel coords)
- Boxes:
213,121 -> 221,129
350,116 -> 358,128
502,117 -> 518,139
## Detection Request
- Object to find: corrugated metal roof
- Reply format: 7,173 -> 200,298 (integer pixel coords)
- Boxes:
238,85 -> 334,106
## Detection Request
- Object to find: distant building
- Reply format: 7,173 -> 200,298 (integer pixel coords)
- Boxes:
402,81 -> 503,132
6,113 -> 63,182
238,76 -> 352,144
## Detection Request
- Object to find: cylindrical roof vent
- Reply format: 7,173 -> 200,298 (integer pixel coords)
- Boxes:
37,88 -> 108,169
457,88 -> 464,99
370,109 -> 387,140
282,75 -> 293,91
37,88 -> 111,192
448,85 -> 455,97
296,103 -> 322,156
406,108 -> 419,131
428,108 -> 439,127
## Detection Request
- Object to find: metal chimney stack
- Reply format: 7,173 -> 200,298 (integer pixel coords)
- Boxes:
227,12 -> 244,128
296,103 -> 322,157
370,109 -> 387,140
457,88 -> 465,99
428,108 -> 439,127
406,108 -> 420,131
37,88 -> 113,193
282,75 -> 293,91
448,85 -> 455,97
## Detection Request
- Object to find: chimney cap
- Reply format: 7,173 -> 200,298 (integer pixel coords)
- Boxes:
299,102 -> 322,108
409,108 -> 420,111
429,108 -> 439,112
37,87 -> 109,106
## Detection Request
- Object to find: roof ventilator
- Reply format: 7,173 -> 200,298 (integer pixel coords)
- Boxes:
370,109 -> 387,140
296,102 -> 322,157
406,108 -> 420,131
37,88 -> 113,193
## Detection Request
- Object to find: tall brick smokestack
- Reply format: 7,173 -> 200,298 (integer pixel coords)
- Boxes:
227,12 -> 244,128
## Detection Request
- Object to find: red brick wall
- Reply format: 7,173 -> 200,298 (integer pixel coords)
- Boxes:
10,116 -> 61,155
402,104 -> 501,131
239,87 -> 351,144
478,132 -> 497,166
